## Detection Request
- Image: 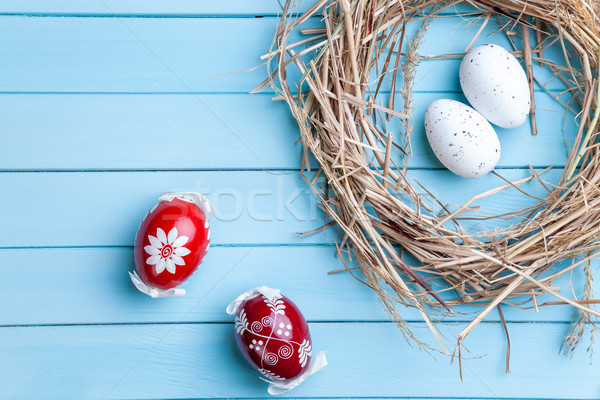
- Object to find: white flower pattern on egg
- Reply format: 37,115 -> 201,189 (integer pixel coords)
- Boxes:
144,227 -> 191,274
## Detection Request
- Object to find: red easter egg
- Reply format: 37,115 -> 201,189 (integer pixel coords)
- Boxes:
134,197 -> 210,290
233,292 -> 312,381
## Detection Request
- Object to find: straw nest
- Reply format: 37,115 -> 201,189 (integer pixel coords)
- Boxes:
257,0 -> 600,365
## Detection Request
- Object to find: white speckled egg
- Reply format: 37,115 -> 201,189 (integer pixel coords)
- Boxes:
425,99 -> 500,178
459,44 -> 530,128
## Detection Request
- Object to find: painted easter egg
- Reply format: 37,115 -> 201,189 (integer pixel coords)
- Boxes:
460,44 -> 530,128
226,287 -> 327,394
425,99 -> 500,178
130,192 -> 214,297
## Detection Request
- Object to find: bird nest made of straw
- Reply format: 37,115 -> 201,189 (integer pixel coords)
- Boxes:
257,0 -> 600,362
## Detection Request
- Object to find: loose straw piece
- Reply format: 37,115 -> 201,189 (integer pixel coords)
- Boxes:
497,304 -> 511,374
465,12 -> 491,52
382,132 -> 393,188
521,21 -> 538,136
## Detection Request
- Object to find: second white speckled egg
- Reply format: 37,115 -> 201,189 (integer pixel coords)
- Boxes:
425,99 -> 500,178
459,44 -> 530,128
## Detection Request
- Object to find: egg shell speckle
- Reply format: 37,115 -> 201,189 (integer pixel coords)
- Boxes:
459,44 -> 530,128
425,99 -> 501,179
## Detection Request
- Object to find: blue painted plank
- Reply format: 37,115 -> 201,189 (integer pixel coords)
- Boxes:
0,247 -> 592,325
0,17 -> 567,93
370,91 -> 575,170
0,0 -> 478,15
0,0 -> 294,15
0,94 -> 305,170
1,322 -> 598,399
0,246 -> 387,325
0,169 -> 563,247
0,171 -> 329,246
0,91 -> 574,170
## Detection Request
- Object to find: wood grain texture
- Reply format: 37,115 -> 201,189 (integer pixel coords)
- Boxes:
0,1 -> 477,15
0,1 -> 492,16
0,0 -> 298,15
0,247 -> 590,326
0,169 -> 562,247
0,91 -> 574,170
1,322 -> 598,399
0,16 -> 567,93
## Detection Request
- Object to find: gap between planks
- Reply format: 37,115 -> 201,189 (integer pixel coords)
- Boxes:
0,320 -> 583,329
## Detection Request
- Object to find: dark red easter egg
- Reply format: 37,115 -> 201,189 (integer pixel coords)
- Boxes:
232,292 -> 312,381
134,196 -> 210,290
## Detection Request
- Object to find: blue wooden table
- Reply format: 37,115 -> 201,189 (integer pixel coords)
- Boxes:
1,1 -> 598,399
